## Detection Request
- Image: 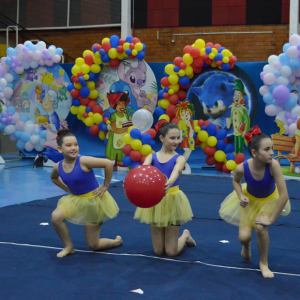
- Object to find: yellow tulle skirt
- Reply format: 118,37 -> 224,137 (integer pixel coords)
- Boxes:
57,189 -> 119,226
219,183 -> 291,228
134,186 -> 193,227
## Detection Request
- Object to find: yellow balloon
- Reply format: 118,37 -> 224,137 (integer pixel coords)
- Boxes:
221,49 -> 230,57
200,48 -> 206,55
185,66 -> 193,76
168,74 -> 179,85
128,126 -> 135,133
77,114 -> 83,120
70,106 -> 79,115
106,120 -> 111,125
222,57 -> 229,63
85,117 -> 94,127
226,160 -> 237,171
87,81 -> 95,90
89,89 -> 99,99
135,43 -> 143,51
88,112 -> 94,117
123,42 -> 130,50
165,64 -> 175,75
92,113 -> 103,124
169,84 -> 179,93
188,73 -> 194,79
158,100 -> 162,106
132,49 -> 137,56
78,105 -> 87,115
94,57 -> 102,65
160,99 -> 170,109
183,53 -> 193,65
83,74 -> 89,80
75,57 -> 84,66
168,89 -> 174,95
159,114 -> 170,121
80,64 -> 90,74
108,48 -> 118,59
102,37 -> 110,44
207,136 -> 217,147
91,64 -> 101,73
131,139 -> 142,150
74,83 -> 82,89
95,51 -> 100,58
211,61 -> 217,68
200,142 -> 207,149
140,145 -> 152,156
194,126 -> 200,133
197,130 -> 208,142
117,53 -> 125,60
71,65 -> 80,76
214,150 -> 226,162
99,130 -> 106,140
123,134 -> 133,144
212,48 -> 218,55
208,53 -> 215,60
195,39 -> 205,49
178,70 -> 185,77
83,50 -> 94,57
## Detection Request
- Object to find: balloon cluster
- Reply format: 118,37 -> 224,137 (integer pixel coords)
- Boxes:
122,126 -> 156,168
0,105 -> 46,152
260,34 -> 300,136
154,39 -> 236,121
195,120 -> 245,173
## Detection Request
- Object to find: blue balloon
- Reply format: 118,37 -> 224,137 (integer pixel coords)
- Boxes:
20,114 -> 28,122
7,106 -> 15,114
131,161 -> 142,169
158,89 -> 164,100
140,133 -> 152,145
86,107 -> 92,113
103,112 -> 111,119
193,131 -> 197,138
201,125 -> 207,131
5,58 -> 12,67
0,123 -> 5,130
86,126 -> 91,134
215,129 -> 227,140
55,48 -> 63,55
203,62 -> 209,68
272,99 -> 280,106
164,86 -> 169,92
279,53 -> 290,66
216,140 -> 226,151
154,106 -> 165,117
214,53 -> 223,61
174,66 -> 180,72
72,98 -> 80,106
269,83 -> 278,93
7,83 -> 13,89
218,47 -> 226,53
67,83 -> 74,92
290,58 -> 300,70
150,139 -> 156,149
88,72 -> 96,81
99,49 -> 106,56
226,153 -> 235,161
99,122 -> 108,132
14,130 -> 23,139
125,48 -> 132,55
40,130 -> 47,139
78,76 -> 85,84
263,93 -> 274,104
102,53 -> 110,63
287,84 -> 293,91
126,36 -> 133,43
122,155 -> 133,166
6,47 -> 17,58
130,128 -> 142,139
136,51 -> 145,60
273,70 -> 281,77
8,69 -> 19,81
179,75 -> 190,86
283,43 -> 291,53
16,140 -> 25,150
33,129 -> 40,135
224,144 -> 234,154
284,96 -> 297,110
80,87 -> 90,97
207,124 -> 217,136
222,63 -> 230,71
21,132 -> 31,142
110,35 -> 120,48
205,46 -> 212,54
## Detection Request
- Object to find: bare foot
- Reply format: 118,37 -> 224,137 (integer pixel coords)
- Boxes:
259,262 -> 274,278
115,236 -> 123,247
241,243 -> 251,262
184,229 -> 196,247
57,247 -> 75,258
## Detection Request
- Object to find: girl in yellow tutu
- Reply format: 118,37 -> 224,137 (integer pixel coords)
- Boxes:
134,120 -> 196,257
50,129 -> 122,258
219,125 -> 290,278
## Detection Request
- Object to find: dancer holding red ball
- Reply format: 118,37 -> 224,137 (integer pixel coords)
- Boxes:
134,120 -> 196,257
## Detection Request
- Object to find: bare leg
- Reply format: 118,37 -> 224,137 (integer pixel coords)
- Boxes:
150,225 -> 165,256
165,227 -> 196,257
85,225 -> 122,251
51,208 -> 75,258
238,226 -> 252,262
254,224 -> 274,278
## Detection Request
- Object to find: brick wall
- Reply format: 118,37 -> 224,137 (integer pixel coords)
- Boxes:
1,24 -> 289,63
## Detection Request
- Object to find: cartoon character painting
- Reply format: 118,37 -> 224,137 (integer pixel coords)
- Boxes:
21,91 -> 30,113
26,68 -> 38,82
12,92 -> 21,113
226,79 -> 250,154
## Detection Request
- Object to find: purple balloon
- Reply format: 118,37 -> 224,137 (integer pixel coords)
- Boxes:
287,118 -> 293,125
11,63 -> 16,69
0,66 -> 2,77
272,85 -> 290,103
1,111 -> 8,117
11,56 -> 16,63
8,112 -> 13,116
16,60 -> 23,66
297,44 -> 300,50
7,116 -> 12,123
1,118 -> 7,123
285,112 -> 292,119
23,47 -> 29,54
260,72 -> 266,80
292,114 -> 298,121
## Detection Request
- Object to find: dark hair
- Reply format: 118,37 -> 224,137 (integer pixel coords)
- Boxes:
247,128 -> 270,157
57,128 -> 75,147
113,94 -> 128,109
159,122 -> 180,137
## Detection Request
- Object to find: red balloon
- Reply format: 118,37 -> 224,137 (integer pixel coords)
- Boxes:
206,156 -> 217,166
116,46 -> 124,53
104,117 -> 109,123
229,55 -> 237,63
216,60 -> 223,67
145,128 -> 156,139
73,76 -> 79,83
180,62 -> 186,70
89,124 -> 100,135
191,62 -> 202,74
96,45 -> 102,51
190,47 -> 200,58
166,105 -> 176,119
214,44 -> 222,50
205,42 -> 214,48
216,125 -> 220,130
130,150 -> 142,162
235,153 -> 246,164
204,120 -> 211,126
92,43 -> 101,50
83,112 -> 88,118
92,105 -> 103,114
198,119 -> 205,127
229,63 -> 235,69
84,54 -> 94,66
169,94 -> 179,105
140,155 -> 148,164
88,101 -> 97,109
161,77 -> 171,87
119,38 -> 126,46
215,162 -> 224,171
195,137 -> 201,146
183,45 -> 192,54
223,164 -> 231,173
202,54 -> 208,60
131,37 -> 140,44
163,92 -> 170,99
129,43 -> 135,50
77,72 -> 83,77
194,56 -> 204,67
122,144 -> 132,155
174,57 -> 183,67
179,83 -> 190,90
71,89 -> 80,98
177,90 -> 186,100
223,138 -> 228,144
205,58 -> 213,65
204,146 -> 217,157
109,58 -> 120,68
124,165 -> 166,208
71,75 -> 76,82
171,117 -> 179,125
102,42 -> 111,52
128,54 -> 135,59
80,97 -> 90,106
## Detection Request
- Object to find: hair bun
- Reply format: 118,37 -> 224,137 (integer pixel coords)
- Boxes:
57,128 -> 71,137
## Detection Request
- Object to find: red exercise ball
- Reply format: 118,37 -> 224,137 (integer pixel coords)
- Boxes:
235,153 -> 246,164
124,165 -> 166,208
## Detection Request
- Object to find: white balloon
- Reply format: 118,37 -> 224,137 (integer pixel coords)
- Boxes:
275,110 -> 287,123
281,66 -> 292,78
12,113 -> 21,124
259,85 -> 269,96
2,105 -> 7,111
0,78 -> 7,88
132,109 -> 154,133
263,64 -> 275,73
4,124 -> 16,135
24,123 -> 34,134
289,34 -> 300,46
263,73 -> 277,85
36,41 -> 46,51
15,66 -> 24,74
265,105 -> 283,117
39,138 -> 46,146
48,47 -> 56,56
52,55 -> 61,63
45,60 -> 54,67
29,60 -> 39,69
3,87 -> 13,99
276,76 -> 289,86
289,123 -> 297,136
268,55 -> 279,65
32,50 -> 42,61
286,46 -> 298,58
26,120 -> 34,125
25,141 -> 34,152
4,73 -> 13,82
34,144 -> 44,152
291,105 -> 300,116
30,134 -> 40,145
283,124 -> 290,135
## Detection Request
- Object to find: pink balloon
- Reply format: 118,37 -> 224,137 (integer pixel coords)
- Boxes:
38,59 -> 46,66
15,120 -> 25,130
45,60 -> 53,67
33,124 -> 40,130
5,100 -> 11,106
287,46 -> 298,58
263,73 -> 277,85
52,54 -> 61,63
259,85 -> 269,96
12,113 -> 20,123
25,141 -> 34,152
273,61 -> 281,70
10,134 -> 17,141
33,50 -> 42,61
265,104 -> 283,116
15,66 -> 24,74
0,92 -> 4,99
3,87 -> 13,99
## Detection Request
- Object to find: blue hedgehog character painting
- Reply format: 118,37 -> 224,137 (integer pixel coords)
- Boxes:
191,73 -> 236,129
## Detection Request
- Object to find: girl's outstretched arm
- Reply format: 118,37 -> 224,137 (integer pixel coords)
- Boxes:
80,157 -> 114,197
50,163 -> 71,194
165,156 -> 186,192
256,160 -> 289,226
143,154 -> 152,166
233,164 -> 249,208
